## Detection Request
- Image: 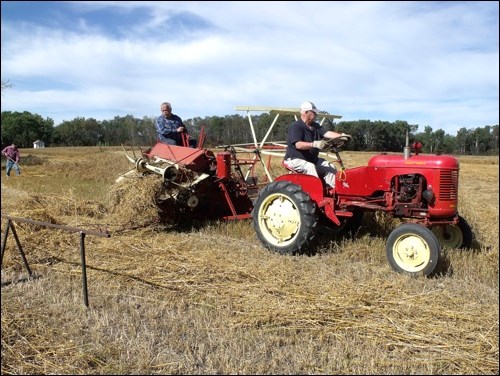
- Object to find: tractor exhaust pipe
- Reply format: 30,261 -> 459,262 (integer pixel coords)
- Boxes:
403,146 -> 411,159
403,126 -> 411,159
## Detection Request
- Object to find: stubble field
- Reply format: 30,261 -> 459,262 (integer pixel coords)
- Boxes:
1,146 -> 498,375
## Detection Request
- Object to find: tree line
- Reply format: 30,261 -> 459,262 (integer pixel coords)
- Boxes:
1,110 -> 498,156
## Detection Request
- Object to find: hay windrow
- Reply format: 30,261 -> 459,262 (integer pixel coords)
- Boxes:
8,193 -> 107,227
105,173 -> 164,231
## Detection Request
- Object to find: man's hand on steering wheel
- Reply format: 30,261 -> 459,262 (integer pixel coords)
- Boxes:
321,133 -> 352,151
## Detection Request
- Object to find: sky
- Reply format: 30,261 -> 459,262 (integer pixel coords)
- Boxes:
1,1 -> 498,135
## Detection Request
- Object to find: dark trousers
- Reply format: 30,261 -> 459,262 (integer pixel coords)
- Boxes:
158,134 -> 197,148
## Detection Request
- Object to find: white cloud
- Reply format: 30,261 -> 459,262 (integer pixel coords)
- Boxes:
1,1 -> 498,133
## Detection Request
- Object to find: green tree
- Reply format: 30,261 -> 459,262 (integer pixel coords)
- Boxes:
432,129 -> 445,154
101,116 -> 130,146
81,118 -> 104,146
455,127 -> 470,154
471,126 -> 493,154
53,117 -> 104,146
53,118 -> 84,146
1,111 -> 54,148
187,116 -> 208,147
441,134 -> 457,154
136,116 -> 156,146
418,126 -> 434,153
489,125 -> 499,155
205,116 -> 226,146
122,115 -> 140,146
337,120 -> 367,151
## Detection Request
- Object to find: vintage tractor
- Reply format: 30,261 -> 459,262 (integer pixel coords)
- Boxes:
122,106 -> 472,277
251,135 -> 473,277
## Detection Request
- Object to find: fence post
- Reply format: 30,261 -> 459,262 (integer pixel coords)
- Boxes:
79,232 -> 89,308
1,219 -> 33,277
1,214 -> 110,308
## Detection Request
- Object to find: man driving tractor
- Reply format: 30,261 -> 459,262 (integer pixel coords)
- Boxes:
283,101 -> 351,189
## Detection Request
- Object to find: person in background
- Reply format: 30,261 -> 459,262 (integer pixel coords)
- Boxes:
2,143 -> 21,177
284,101 -> 351,189
155,102 -> 197,147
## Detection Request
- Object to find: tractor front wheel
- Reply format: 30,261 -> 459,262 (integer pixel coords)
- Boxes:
252,181 -> 317,254
386,223 -> 441,277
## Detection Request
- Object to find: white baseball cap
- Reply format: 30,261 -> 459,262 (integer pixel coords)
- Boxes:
300,101 -> 320,114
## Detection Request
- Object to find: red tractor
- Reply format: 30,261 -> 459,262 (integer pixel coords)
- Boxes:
251,135 -> 473,277
122,106 -> 472,277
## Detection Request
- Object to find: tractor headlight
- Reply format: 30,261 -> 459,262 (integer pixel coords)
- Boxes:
422,187 -> 434,203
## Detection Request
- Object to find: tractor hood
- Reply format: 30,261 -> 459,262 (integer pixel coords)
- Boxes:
368,154 -> 459,169
335,152 -> 459,199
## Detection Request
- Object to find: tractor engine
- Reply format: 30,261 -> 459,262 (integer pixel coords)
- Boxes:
394,173 -> 422,203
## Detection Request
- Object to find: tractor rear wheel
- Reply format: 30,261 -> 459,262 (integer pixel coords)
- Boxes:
386,223 -> 441,277
252,180 -> 317,254
431,215 -> 473,249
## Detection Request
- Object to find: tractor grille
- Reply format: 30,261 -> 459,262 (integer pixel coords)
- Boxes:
439,170 -> 458,201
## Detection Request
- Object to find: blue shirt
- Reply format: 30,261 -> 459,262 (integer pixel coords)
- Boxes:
155,113 -> 184,141
284,120 -> 327,163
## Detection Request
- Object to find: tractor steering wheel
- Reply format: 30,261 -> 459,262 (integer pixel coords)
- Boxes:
322,135 -> 351,151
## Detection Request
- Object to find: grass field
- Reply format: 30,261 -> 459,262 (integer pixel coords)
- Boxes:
1,146 -> 498,375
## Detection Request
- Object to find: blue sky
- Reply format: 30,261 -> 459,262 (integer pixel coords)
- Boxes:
1,1 -> 498,135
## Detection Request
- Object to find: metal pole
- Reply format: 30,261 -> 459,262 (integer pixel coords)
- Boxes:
1,219 -> 12,268
9,221 -> 33,277
79,232 -> 89,308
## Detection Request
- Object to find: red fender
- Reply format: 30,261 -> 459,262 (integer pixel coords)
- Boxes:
274,174 -> 340,225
